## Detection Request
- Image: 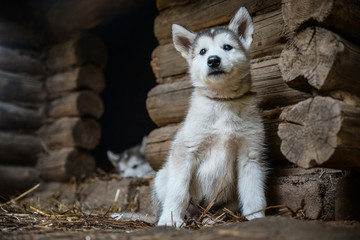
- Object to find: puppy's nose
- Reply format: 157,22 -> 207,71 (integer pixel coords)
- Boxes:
207,55 -> 221,68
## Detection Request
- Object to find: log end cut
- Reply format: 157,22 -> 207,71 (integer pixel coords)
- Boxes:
278,97 -> 341,168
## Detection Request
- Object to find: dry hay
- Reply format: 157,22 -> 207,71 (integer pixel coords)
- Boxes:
0,173 -> 307,233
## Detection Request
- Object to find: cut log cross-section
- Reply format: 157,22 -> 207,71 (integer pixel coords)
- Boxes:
279,27 -> 360,95
278,96 -> 360,170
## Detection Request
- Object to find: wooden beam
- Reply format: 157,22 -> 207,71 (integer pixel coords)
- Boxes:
37,148 -> 95,182
47,33 -> 107,71
0,70 -> 45,103
278,96 -> 360,170
154,0 -> 281,44
0,132 -> 44,166
0,166 -> 40,197
46,65 -> 105,97
0,45 -> 44,75
48,91 -> 103,119
279,27 -> 360,95
42,117 -> 101,150
0,101 -> 43,130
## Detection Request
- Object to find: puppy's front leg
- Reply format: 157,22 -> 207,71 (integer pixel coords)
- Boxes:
158,147 -> 194,227
238,149 -> 266,220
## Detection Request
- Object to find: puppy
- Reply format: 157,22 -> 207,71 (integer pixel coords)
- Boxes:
152,7 -> 266,227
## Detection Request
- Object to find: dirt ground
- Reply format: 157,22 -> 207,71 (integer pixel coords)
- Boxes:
1,216 -> 359,240
1,175 -> 359,239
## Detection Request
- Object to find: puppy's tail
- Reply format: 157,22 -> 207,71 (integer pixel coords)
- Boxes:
110,212 -> 157,224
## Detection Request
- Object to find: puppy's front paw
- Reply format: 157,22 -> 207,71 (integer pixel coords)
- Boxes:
158,213 -> 184,227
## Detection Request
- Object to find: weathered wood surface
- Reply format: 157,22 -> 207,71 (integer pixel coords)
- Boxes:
37,148 -> 95,182
279,27 -> 360,95
145,124 -> 180,171
278,96 -> 360,170
0,132 -> 44,166
282,0 -> 360,42
0,70 -> 45,103
46,65 -> 105,97
0,101 -> 43,130
146,110 -> 286,171
151,9 -> 290,79
156,0 -> 194,11
0,166 -> 40,196
49,91 -> 103,119
147,56 -> 310,127
154,0 -> 281,44
0,45 -> 44,75
0,17 -> 38,50
42,117 -> 101,150
47,33 -> 107,71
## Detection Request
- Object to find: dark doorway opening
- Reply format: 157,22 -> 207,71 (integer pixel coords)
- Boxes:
91,2 -> 158,170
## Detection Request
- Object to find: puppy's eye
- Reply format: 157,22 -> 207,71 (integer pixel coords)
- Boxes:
132,164 -> 139,169
199,49 -> 207,55
223,44 -> 233,51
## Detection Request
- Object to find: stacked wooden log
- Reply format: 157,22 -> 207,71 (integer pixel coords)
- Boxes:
278,0 -> 360,170
0,18 -> 44,195
37,33 -> 107,181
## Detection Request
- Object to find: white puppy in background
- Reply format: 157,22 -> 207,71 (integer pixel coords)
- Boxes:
152,7 -> 267,227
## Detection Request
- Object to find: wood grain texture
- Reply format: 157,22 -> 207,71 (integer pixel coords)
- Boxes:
49,91 -> 103,119
46,65 -> 105,97
278,96 -> 360,170
0,132 -> 44,166
282,0 -> 360,42
279,27 -> 360,94
0,166 -> 40,196
0,70 -> 45,103
154,0 -> 281,44
0,101 -> 43,130
42,117 -> 101,150
47,33 -> 107,71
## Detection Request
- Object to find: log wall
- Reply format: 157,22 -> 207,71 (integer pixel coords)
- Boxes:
0,18 -> 45,196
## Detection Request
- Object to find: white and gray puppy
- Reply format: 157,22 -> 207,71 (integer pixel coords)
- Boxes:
152,7 -> 266,227
107,136 -> 155,178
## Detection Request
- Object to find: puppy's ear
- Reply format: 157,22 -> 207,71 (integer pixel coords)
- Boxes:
228,7 -> 254,51
172,24 -> 196,59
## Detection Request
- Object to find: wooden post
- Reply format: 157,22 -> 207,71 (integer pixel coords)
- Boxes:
37,148 -> 95,182
279,27 -> 360,94
278,96 -> 360,170
42,117 -> 101,150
